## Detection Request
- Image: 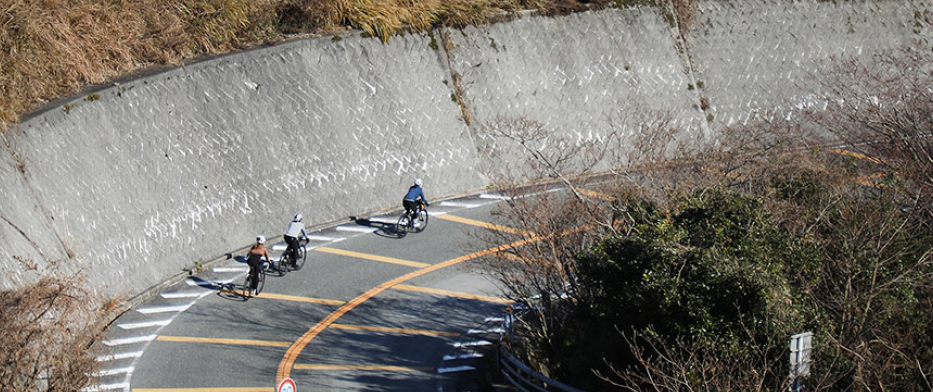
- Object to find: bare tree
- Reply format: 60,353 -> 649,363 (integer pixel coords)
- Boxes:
0,263 -> 110,391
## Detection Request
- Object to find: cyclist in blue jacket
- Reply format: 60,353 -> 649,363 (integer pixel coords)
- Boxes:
403,178 -> 430,218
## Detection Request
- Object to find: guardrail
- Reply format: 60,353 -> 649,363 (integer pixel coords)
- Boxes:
498,346 -> 588,392
497,306 -> 588,392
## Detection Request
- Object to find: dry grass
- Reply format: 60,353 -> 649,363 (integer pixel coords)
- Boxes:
0,0 -> 617,133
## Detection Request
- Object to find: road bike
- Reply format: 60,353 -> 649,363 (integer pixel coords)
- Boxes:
242,259 -> 266,298
279,237 -> 308,272
396,202 -> 429,237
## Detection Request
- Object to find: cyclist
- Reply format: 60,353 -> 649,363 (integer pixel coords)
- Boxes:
283,213 -> 308,266
247,235 -> 271,296
402,178 -> 430,224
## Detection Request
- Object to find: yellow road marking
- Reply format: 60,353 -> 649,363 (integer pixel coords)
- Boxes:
393,284 -> 512,304
314,247 -> 430,268
157,336 -> 291,348
133,389 -> 273,392
293,364 -> 433,372
577,188 -> 617,202
330,323 -> 459,337
434,214 -> 532,236
829,148 -> 885,164
253,292 -> 345,306
276,234 -> 548,383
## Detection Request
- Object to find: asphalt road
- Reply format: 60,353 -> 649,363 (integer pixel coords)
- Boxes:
90,193 -> 521,392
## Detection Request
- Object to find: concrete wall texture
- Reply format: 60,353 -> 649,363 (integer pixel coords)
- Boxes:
1,0 -> 931,300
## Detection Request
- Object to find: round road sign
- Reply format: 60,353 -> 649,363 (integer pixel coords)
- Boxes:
277,378 -> 296,392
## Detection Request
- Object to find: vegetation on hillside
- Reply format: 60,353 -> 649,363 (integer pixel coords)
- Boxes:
478,44 -> 933,390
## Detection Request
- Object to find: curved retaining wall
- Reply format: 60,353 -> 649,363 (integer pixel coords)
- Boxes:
1,0 -> 930,300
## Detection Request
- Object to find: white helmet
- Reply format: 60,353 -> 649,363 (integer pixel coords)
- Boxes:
294,213 -> 302,222
414,178 -> 423,186
256,235 -> 266,244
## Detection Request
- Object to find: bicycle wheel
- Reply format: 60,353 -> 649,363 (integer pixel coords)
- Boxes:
293,245 -> 307,270
279,250 -> 294,273
396,213 -> 410,237
412,209 -> 429,233
254,267 -> 265,295
242,273 -> 254,298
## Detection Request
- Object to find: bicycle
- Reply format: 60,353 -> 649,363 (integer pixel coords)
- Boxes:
279,237 -> 308,272
242,260 -> 266,298
396,202 -> 429,237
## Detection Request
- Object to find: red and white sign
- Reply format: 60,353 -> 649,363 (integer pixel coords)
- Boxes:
277,378 -> 296,392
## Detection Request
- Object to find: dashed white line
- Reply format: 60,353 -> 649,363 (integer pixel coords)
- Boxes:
439,201 -> 485,208
335,225 -> 378,233
443,353 -> 484,360
102,335 -> 157,346
437,366 -> 476,374
95,366 -> 133,376
452,340 -> 493,348
118,319 -> 172,330
185,277 -> 235,287
161,290 -> 211,299
306,234 -> 343,242
212,266 -> 248,273
136,303 -> 193,314
82,382 -> 129,392
467,327 -> 505,334
96,351 -> 143,361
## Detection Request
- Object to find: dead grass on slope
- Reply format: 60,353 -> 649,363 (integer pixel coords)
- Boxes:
0,0 -> 623,133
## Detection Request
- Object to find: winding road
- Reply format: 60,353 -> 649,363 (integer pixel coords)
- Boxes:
90,192 -> 526,392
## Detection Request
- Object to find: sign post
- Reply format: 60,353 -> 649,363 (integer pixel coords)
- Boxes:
789,332 -> 813,392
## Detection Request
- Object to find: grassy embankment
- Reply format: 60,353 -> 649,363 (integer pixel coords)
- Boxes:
0,0 -> 647,133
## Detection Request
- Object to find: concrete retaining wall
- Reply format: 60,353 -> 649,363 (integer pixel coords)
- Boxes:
1,0 -> 930,300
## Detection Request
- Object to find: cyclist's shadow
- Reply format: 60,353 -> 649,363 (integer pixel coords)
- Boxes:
215,255 -> 252,301
350,216 -> 405,239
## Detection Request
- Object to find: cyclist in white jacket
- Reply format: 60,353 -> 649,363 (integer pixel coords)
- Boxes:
284,213 -> 308,266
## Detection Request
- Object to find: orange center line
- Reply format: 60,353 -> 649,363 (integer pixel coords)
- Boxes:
275,235 -> 543,384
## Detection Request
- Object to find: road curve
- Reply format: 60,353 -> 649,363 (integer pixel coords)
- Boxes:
90,193 -> 522,392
